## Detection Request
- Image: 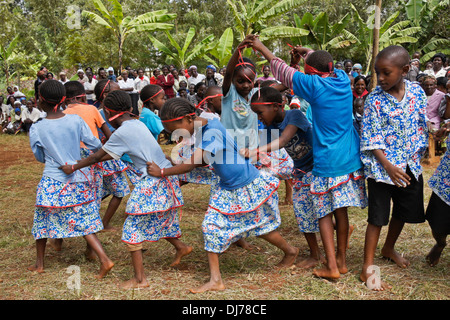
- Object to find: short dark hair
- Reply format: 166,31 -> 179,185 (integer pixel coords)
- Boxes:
432,53 -> 447,64
140,84 -> 163,106
38,80 -> 66,109
306,50 -> 334,73
64,81 -> 85,99
376,45 -> 410,67
250,86 -> 282,104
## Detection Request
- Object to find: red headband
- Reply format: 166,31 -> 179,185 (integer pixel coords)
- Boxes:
103,105 -> 135,122
304,61 -> 334,78
39,94 -> 66,112
143,88 -> 164,104
195,93 -> 224,110
99,80 -> 111,101
161,113 -> 196,123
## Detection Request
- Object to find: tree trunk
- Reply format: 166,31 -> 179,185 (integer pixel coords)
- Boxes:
118,35 -> 123,74
369,0 -> 382,91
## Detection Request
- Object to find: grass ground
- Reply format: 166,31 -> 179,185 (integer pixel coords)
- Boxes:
0,133 -> 448,301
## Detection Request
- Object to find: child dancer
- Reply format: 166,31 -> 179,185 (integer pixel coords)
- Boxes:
245,35 -> 367,280
94,80 -> 131,232
60,90 -> 192,289
139,84 -> 166,140
241,86 -> 323,268
359,46 -> 428,290
29,80 -> 113,278
147,98 -> 299,293
221,41 -> 260,152
426,122 -> 450,266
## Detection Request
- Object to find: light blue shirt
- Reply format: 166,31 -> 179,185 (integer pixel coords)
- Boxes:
102,119 -> 171,179
292,69 -> 362,177
220,83 -> 259,151
139,107 -> 164,140
30,114 -> 102,183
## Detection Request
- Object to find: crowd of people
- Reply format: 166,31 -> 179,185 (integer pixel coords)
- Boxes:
2,38 -> 449,294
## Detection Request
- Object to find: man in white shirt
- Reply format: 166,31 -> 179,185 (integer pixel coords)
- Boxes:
59,72 -> 69,85
187,65 -> 206,87
84,71 -> 98,105
21,101 -> 41,133
119,70 -> 139,115
134,68 -> 151,113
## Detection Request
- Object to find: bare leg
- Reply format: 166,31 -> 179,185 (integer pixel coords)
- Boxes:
234,238 -> 257,251
28,238 -> 47,273
360,223 -> 391,291
334,207 -> 349,274
426,230 -> 447,267
313,213 -> 340,279
120,249 -> 149,289
101,196 -> 122,232
165,238 -> 193,267
190,252 -> 225,293
258,230 -> 299,268
282,180 -> 293,205
83,234 -> 114,279
296,233 -> 325,269
381,216 -> 409,268
48,238 -> 63,251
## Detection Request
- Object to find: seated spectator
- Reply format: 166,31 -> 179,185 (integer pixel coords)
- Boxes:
21,100 -> 41,133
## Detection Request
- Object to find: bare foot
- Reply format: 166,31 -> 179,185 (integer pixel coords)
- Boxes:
381,248 -> 410,268
296,254 -> 325,269
170,245 -> 193,267
336,255 -> 348,274
189,280 -> 226,294
276,247 -> 299,268
48,239 -> 63,251
426,244 -> 445,267
27,264 -> 45,273
95,260 -> 114,279
120,277 -> 150,290
313,266 -> 340,280
360,268 -> 392,291
234,238 -> 258,251
101,225 -> 119,233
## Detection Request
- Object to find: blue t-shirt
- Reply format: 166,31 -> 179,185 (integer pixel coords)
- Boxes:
139,107 -> 164,140
292,69 -> 362,177
30,114 -> 102,183
220,83 -> 259,151
266,110 -> 314,177
102,120 -> 172,179
196,118 -> 260,190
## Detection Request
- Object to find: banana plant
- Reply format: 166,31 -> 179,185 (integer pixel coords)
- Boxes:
226,0 -> 310,41
405,0 -> 450,63
148,27 -> 215,69
351,4 -> 421,75
0,34 -> 20,86
82,0 -> 176,72
291,11 -> 358,51
205,28 -> 234,68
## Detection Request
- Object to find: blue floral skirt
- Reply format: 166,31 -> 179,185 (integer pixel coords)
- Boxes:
101,159 -> 131,198
202,171 -> 281,253
293,172 -> 319,233
256,148 -> 294,180
32,176 -> 103,239
428,144 -> 450,206
121,175 -> 184,244
310,169 -> 368,219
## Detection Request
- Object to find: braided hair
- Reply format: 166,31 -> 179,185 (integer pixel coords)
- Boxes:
235,57 -> 256,75
160,97 -> 196,123
94,79 -> 112,103
38,80 -> 66,112
103,90 -> 132,112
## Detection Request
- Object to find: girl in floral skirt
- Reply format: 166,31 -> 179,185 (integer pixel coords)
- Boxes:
60,90 -> 192,290
29,80 -> 114,278
147,98 -> 299,294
